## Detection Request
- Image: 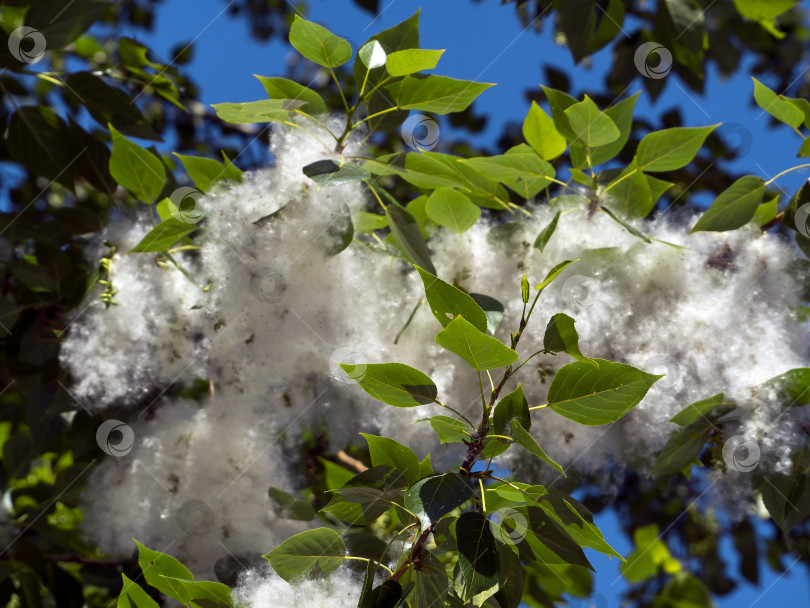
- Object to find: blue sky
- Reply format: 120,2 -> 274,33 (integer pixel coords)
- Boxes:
124,1 -> 810,605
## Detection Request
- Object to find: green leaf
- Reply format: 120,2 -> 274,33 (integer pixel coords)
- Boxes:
263,528 -> 345,582
460,145 -> 555,199
352,211 -> 388,233
211,99 -> 302,124
340,362 -> 437,408
364,581 -> 403,608
760,449 -> 810,533
523,102 -> 567,160
405,473 -> 474,528
533,211 -> 561,253
511,420 -> 565,476
534,259 -> 578,292
400,151 -> 510,209
414,551 -> 450,608
129,218 -> 197,253
493,384 -> 531,436
362,434 -> 421,484
455,512 -> 500,604
621,524 -> 680,583
493,544 -> 523,608
418,454 -> 434,479
600,206 -> 653,243
429,415 -> 473,444
763,368 -> 810,407
354,9 -> 419,73
324,466 -> 408,525
435,316 -> 519,371
655,573 -> 715,608
535,490 -> 623,559
386,49 -> 444,76
604,161 -> 654,219
785,96 -> 810,129
670,393 -> 730,426
752,195 -> 779,226
157,578 -> 232,607
135,540 -> 194,604
753,78 -> 805,128
543,313 -> 598,367
558,0 -> 625,62
65,72 -> 154,139
118,575 -> 159,608
636,125 -> 717,172
254,75 -> 327,114
690,175 -> 766,232
174,153 -> 242,193
7,107 -> 77,189
469,293 -> 505,334
415,266 -> 488,333
302,159 -> 370,188
26,0 -> 109,49
563,96 -> 620,148
386,204 -> 436,274
425,188 -> 481,233
358,40 -> 387,69
289,16 -> 352,68
319,457 -> 355,491
109,125 -> 166,203
573,92 -> 640,167
268,487 -> 316,521
393,75 -> 494,114
734,0 -> 798,21
540,86 -> 578,141
799,137 -> 810,158
651,418 -> 714,475
513,506 -> 593,570
548,359 -> 662,425
569,167 -> 591,186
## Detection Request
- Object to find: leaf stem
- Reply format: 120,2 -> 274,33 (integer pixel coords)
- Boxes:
433,400 -> 476,428
293,110 -> 339,142
394,298 -> 424,344
765,163 -> 810,186
360,106 -> 400,124
342,556 -> 394,575
390,524 -> 435,583
512,349 -> 548,374
330,67 -> 351,115
602,166 -> 639,194
477,370 -> 487,414
364,180 -> 388,211
528,403 -> 548,411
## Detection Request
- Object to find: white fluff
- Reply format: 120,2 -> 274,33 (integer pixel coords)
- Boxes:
234,567 -> 361,608
63,118 -> 810,577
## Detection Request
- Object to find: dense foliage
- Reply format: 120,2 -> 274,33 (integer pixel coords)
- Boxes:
1,1 -> 810,607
